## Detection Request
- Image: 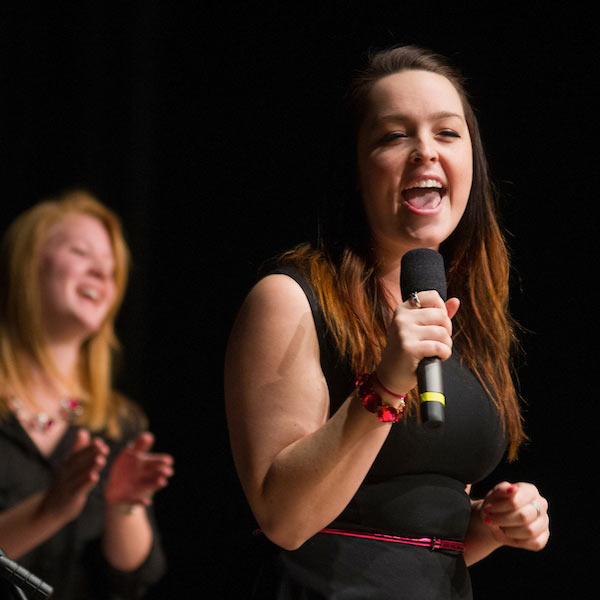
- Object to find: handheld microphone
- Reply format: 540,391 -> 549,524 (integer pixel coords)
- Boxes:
400,248 -> 447,428
0,548 -> 54,599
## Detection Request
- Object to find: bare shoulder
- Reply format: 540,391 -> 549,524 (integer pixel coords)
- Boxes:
239,273 -> 313,321
225,274 -> 317,367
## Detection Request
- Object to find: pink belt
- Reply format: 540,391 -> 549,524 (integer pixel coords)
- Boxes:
319,528 -> 465,552
253,528 -> 464,552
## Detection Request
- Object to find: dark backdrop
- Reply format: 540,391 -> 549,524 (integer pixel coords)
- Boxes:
1,2 -> 595,597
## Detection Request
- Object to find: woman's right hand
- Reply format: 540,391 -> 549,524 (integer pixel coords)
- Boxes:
376,290 -> 460,396
39,429 -> 109,523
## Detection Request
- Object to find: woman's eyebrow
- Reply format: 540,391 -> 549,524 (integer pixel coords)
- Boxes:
375,111 -> 465,124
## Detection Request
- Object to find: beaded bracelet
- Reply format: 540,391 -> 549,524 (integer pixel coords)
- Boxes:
355,372 -> 406,422
110,503 -> 141,515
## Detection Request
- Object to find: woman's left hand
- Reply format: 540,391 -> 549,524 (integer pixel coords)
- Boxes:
105,432 -> 174,507
481,481 -> 549,551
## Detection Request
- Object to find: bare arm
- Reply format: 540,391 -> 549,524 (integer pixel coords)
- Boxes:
463,496 -> 502,566
1,492 -> 150,570
102,506 -> 154,571
225,275 -> 456,550
0,492 -> 70,559
102,432 -> 173,571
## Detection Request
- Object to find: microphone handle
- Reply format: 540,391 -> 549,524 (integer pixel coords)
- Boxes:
417,357 -> 445,428
0,553 -> 53,599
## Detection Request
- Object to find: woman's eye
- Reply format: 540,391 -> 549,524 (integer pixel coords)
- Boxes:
439,129 -> 460,138
70,246 -> 87,256
382,132 -> 407,143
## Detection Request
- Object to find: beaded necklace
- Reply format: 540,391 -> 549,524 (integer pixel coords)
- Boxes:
8,397 -> 83,432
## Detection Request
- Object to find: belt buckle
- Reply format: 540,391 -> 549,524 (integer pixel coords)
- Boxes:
429,537 -> 439,551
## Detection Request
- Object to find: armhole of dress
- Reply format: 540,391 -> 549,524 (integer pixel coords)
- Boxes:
265,267 -> 354,415
267,267 -> 329,365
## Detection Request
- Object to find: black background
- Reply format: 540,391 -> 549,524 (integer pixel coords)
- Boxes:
1,2 -> 595,597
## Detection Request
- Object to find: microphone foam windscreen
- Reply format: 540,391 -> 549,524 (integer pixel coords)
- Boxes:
400,249 -> 447,302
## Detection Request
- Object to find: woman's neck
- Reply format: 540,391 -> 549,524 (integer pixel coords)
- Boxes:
21,337 -> 82,400
378,261 -> 402,308
44,338 -> 80,381
372,238 -> 409,308
372,233 -> 440,308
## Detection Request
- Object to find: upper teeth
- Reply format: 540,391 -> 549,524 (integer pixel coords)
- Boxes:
80,288 -> 99,300
406,179 -> 443,190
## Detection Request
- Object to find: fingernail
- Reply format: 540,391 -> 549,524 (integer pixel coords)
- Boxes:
506,485 -> 515,494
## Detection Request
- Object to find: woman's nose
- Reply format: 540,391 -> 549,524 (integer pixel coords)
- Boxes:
88,257 -> 112,280
410,136 -> 438,164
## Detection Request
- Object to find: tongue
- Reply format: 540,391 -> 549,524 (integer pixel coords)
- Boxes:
403,188 -> 441,210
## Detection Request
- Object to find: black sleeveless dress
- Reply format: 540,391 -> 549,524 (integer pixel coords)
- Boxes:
251,268 -> 506,599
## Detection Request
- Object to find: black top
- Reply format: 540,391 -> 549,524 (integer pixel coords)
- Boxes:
0,411 -> 166,600
252,268 -> 507,599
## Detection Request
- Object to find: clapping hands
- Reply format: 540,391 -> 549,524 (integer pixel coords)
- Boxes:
105,432 -> 174,508
42,429 -> 174,523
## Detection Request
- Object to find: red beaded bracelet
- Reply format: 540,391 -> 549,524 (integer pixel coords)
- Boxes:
355,372 -> 406,422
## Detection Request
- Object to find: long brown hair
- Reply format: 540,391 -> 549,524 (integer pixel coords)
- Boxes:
279,46 -> 525,459
0,189 -> 140,438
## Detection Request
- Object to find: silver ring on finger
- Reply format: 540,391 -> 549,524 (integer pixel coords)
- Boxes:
409,291 -> 421,308
531,501 -> 542,518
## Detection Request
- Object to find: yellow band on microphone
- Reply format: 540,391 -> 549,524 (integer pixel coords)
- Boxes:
419,392 -> 445,405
